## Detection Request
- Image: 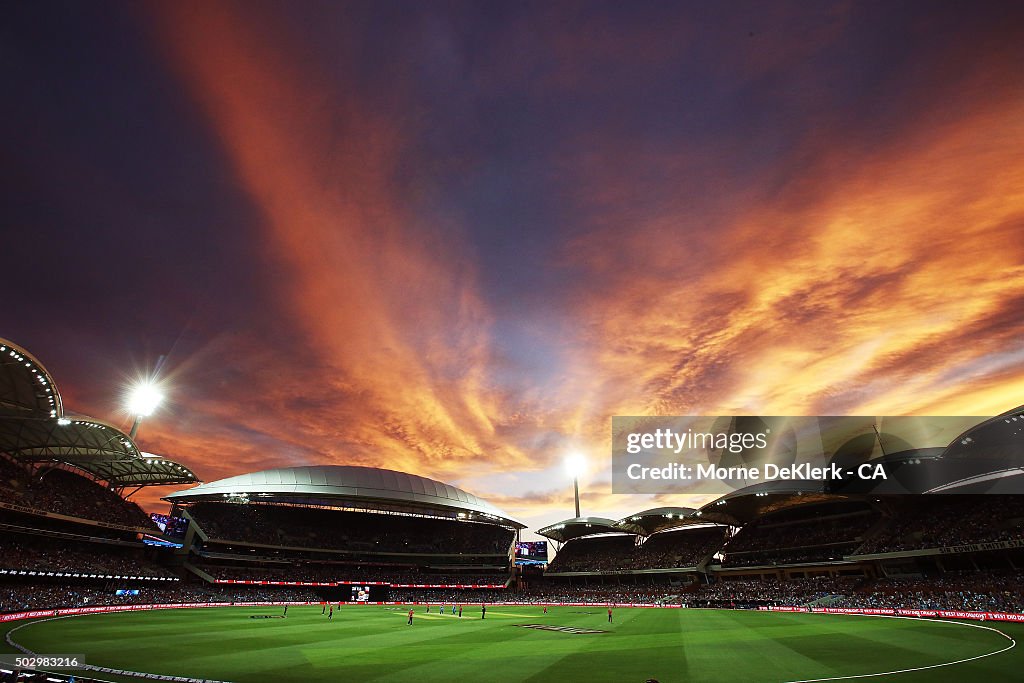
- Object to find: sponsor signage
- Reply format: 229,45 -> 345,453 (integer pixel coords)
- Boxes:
938,538 -> 1024,555
758,605 -> 1024,622
213,579 -> 506,588
3,602 -> 1020,624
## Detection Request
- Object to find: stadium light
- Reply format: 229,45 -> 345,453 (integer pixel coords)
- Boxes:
126,379 -> 164,439
564,452 -> 586,518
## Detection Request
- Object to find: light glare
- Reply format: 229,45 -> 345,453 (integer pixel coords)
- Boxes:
127,381 -> 164,417
564,452 -> 586,478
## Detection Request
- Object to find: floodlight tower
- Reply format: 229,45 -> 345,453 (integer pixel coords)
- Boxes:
565,452 -> 586,518
126,380 -> 164,439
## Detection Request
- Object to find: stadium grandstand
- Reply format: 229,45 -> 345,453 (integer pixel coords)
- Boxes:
1,338 -> 527,624
538,512 -> 727,576
0,337 -> 200,624
163,465 -> 524,595
527,407 -> 1024,613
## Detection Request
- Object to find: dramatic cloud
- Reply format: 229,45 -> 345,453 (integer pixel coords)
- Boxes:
147,2 -> 543,485
6,2 -> 1023,532
559,83 -> 1024,426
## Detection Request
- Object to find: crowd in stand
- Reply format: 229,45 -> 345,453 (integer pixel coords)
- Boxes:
830,572 -> 1024,613
196,562 -> 509,585
190,503 -> 514,555
0,584 -> 318,613
0,459 -> 154,529
856,496 -> 1024,554
632,527 -> 726,568
389,588 -> 511,603
686,577 -> 863,606
684,573 -> 1024,612
0,536 -> 176,579
722,510 -> 877,567
0,457 -> 26,501
546,527 -> 726,573
520,574 -> 1024,612
545,535 -> 634,572
518,585 -> 683,604
722,545 -> 860,567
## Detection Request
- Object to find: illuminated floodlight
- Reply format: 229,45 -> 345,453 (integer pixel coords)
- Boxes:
126,379 -> 166,440
564,452 -> 587,478
127,381 -> 164,417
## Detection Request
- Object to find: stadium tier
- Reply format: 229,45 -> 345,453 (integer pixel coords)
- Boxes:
0,534 -> 177,580
720,500 -> 879,567
163,465 -> 522,589
0,464 -> 155,530
185,500 -> 514,555
544,526 -> 728,573
855,495 -> 1024,554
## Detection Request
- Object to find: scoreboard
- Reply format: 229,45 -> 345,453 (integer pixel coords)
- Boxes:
345,585 -> 388,602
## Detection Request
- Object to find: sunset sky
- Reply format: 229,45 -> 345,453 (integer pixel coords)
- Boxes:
3,1 -> 1023,538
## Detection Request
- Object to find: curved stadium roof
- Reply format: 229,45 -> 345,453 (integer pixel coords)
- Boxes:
0,413 -> 198,486
164,465 -> 526,529
536,516 -> 623,543
694,479 -> 852,526
0,339 -> 62,418
615,506 -> 702,536
0,337 -> 197,488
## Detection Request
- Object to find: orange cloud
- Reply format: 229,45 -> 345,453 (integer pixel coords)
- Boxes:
129,3 -> 1024,535
559,71 -> 1024,430
146,2 -> 538,485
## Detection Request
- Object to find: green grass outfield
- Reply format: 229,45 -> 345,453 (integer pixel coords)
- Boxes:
4,605 -> 1024,683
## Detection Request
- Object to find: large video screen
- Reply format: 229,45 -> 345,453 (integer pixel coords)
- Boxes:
150,513 -> 189,538
515,540 -> 548,565
346,585 -> 387,602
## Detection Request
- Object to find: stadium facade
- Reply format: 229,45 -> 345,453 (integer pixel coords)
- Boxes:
536,408 -> 1024,612
162,465 -> 524,593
